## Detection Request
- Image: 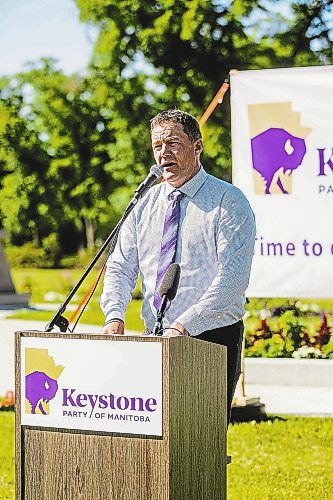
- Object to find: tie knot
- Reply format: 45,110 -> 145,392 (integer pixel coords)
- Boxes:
168,190 -> 183,203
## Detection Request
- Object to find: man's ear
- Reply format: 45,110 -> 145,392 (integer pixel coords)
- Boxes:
194,139 -> 203,158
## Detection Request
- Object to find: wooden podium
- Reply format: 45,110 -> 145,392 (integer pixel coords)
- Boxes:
16,331 -> 227,499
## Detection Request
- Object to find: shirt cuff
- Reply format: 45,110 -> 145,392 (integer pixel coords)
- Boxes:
104,309 -> 126,324
175,306 -> 205,336
105,318 -> 124,326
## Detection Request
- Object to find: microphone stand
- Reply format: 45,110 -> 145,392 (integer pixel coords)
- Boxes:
45,168 -> 162,333
152,296 -> 169,336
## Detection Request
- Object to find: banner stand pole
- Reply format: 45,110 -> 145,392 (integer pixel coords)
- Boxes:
199,76 -> 230,128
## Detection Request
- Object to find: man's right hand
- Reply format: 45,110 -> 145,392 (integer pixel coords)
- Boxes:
101,320 -> 125,335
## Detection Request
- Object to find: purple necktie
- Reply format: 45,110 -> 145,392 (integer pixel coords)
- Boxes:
153,190 -> 184,310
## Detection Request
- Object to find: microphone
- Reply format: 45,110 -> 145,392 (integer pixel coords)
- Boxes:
159,263 -> 180,301
153,263 -> 181,336
131,164 -> 164,205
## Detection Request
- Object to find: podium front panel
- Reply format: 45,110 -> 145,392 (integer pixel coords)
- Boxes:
15,331 -> 227,499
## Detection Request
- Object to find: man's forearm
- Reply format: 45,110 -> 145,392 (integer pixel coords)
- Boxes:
175,279 -> 247,336
100,264 -> 134,323
100,209 -> 139,324
177,192 -> 256,336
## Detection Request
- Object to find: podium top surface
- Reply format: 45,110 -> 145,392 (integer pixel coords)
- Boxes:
16,330 -> 181,342
15,330 -> 227,352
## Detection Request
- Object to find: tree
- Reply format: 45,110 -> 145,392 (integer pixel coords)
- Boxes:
75,0 -> 333,179
0,59 -> 128,252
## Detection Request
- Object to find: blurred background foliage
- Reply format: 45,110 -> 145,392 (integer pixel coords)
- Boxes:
0,0 -> 332,265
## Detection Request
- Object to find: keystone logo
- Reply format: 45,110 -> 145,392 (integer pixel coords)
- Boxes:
25,348 -> 64,415
248,102 -> 311,195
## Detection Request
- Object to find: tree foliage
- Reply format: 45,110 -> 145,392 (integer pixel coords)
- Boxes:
0,59 -> 137,253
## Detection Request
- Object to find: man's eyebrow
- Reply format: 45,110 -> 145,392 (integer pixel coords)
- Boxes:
152,135 -> 180,143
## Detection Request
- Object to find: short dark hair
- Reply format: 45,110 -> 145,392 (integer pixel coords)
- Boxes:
150,109 -> 202,143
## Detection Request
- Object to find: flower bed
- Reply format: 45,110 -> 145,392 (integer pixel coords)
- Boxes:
0,390 -> 15,411
245,309 -> 333,359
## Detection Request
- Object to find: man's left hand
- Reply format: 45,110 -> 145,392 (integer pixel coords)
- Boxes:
163,321 -> 189,337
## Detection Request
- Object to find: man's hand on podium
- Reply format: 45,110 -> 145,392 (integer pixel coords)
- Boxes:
163,321 -> 189,338
101,320 -> 125,335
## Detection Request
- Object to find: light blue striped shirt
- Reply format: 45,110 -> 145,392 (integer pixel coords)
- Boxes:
101,167 -> 256,335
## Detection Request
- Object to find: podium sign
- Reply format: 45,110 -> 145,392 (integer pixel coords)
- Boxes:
21,337 -> 163,436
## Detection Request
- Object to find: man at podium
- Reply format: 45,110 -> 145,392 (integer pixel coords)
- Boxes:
101,109 -> 255,422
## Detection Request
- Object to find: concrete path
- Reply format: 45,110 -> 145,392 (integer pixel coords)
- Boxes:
243,357 -> 333,416
1,316 -> 332,416
244,383 -> 333,416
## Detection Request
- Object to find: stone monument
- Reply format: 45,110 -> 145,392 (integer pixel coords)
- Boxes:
0,230 -> 29,307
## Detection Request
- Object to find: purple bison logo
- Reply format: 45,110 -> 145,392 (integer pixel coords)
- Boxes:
25,371 -> 59,415
251,127 -> 306,194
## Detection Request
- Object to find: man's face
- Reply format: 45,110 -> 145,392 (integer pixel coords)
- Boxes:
151,121 -> 203,188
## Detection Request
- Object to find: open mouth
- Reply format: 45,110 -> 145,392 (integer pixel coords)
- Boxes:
162,162 -> 177,169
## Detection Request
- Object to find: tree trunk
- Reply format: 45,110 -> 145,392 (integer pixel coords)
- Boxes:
83,216 -> 95,249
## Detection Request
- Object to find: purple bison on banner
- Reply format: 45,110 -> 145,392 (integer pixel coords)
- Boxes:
25,371 -> 59,415
251,127 -> 306,194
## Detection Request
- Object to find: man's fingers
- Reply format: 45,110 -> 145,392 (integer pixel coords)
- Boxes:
101,321 -> 125,335
163,329 -> 183,337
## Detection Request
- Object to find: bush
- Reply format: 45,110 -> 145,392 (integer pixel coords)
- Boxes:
322,339 -> 333,359
5,242 -> 104,270
42,233 -> 61,266
5,235 -> 61,268
59,254 -> 80,268
59,248 -> 107,269
5,242 -> 49,268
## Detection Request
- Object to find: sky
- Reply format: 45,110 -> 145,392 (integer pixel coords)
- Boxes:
0,0 -> 331,79
0,0 -> 94,77
0,0 -> 292,80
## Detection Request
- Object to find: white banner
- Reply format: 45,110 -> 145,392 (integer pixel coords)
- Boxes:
21,337 -> 163,436
231,66 -> 333,297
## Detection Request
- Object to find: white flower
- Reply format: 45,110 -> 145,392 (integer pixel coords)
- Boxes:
292,346 -> 324,359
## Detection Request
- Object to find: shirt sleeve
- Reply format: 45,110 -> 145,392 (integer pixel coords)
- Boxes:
175,191 -> 256,336
100,210 -> 139,324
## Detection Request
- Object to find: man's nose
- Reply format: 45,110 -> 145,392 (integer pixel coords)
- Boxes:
160,143 -> 172,157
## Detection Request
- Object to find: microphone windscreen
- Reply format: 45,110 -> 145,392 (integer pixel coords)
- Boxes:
159,263 -> 181,301
150,164 -> 164,178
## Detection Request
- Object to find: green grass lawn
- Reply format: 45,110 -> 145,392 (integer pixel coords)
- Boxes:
11,267 -> 103,304
0,413 -> 14,499
9,267 -> 144,331
228,417 -> 333,499
1,414 -> 332,499
8,268 -> 333,334
7,299 -> 144,332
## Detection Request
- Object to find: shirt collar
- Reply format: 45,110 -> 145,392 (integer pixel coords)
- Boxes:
165,166 -> 208,198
